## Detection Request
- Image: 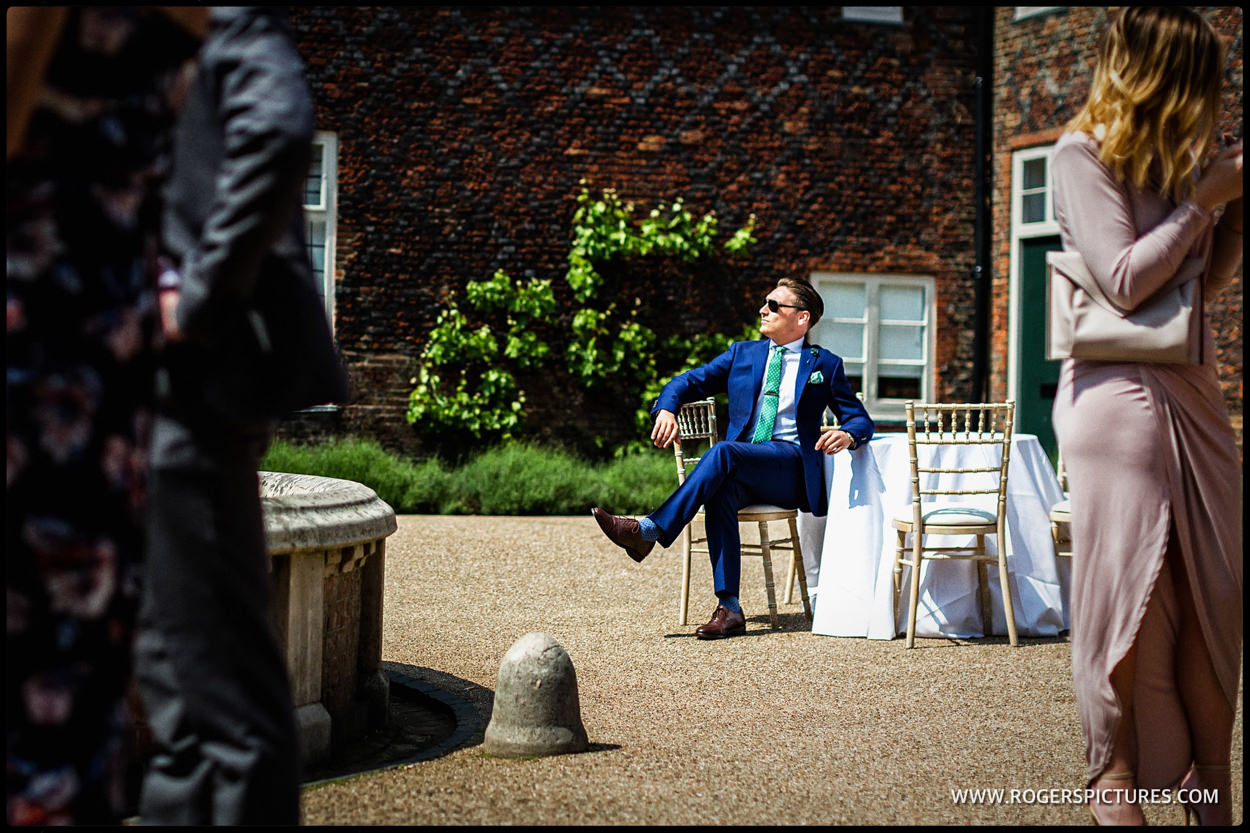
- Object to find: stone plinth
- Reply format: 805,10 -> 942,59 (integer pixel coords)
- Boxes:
260,472 -> 398,767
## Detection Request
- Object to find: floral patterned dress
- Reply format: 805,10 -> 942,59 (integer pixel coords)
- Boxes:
5,8 -> 200,825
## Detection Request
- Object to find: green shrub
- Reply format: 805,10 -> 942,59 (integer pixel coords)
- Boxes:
261,438 -> 451,513
452,443 -> 591,515
260,438 -> 676,516
598,446 -> 679,511
400,457 -> 455,514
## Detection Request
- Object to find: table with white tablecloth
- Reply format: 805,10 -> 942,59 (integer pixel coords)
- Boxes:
796,432 -> 1071,640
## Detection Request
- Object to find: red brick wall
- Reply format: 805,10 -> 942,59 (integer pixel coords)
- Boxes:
991,7 -> 1243,444
287,7 -> 984,454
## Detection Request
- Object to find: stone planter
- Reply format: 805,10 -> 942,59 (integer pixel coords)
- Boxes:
260,472 -> 398,767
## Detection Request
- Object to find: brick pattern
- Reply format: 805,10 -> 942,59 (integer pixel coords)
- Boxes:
287,7 -> 984,454
991,7 -> 1243,424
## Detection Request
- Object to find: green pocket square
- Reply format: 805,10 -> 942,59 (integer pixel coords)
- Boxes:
809,371 -> 824,384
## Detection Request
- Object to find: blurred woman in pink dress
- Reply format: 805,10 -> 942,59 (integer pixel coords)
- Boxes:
1050,7 -> 1242,826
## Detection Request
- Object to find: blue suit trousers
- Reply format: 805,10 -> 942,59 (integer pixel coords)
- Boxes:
648,441 -> 807,598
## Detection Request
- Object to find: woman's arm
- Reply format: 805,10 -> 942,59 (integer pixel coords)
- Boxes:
1052,135 -> 1212,312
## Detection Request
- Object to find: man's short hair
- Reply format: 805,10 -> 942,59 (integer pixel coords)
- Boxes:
777,278 -> 824,327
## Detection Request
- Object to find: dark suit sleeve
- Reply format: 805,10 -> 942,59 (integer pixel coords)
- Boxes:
825,354 -> 874,446
650,344 -> 736,418
175,21 -> 314,343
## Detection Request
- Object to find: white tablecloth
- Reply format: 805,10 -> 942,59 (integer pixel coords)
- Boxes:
798,432 -> 1071,640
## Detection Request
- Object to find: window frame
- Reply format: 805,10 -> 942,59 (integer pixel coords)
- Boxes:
304,130 -> 338,331
809,272 -> 936,422
1013,7 -> 1065,22
1007,141 -> 1060,412
842,6 -> 904,25
1011,144 -> 1060,237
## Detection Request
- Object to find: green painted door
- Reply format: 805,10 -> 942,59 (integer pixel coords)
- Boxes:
1016,235 -> 1062,462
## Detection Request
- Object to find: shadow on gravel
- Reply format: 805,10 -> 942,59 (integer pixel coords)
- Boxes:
662,610 -> 813,639
301,663 -> 491,786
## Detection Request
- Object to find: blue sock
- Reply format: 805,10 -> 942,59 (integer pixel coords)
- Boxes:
718,595 -> 741,613
638,516 -> 660,542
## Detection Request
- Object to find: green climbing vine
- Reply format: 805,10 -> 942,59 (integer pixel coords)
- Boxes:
407,183 -> 757,452
406,269 -> 556,442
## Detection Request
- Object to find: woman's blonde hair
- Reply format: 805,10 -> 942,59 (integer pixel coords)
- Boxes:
1068,7 -> 1226,203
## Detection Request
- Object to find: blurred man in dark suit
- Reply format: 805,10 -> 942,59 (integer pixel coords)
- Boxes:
133,7 -> 349,824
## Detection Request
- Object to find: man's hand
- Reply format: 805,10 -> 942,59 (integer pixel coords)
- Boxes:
652,409 -> 679,448
815,428 -> 856,455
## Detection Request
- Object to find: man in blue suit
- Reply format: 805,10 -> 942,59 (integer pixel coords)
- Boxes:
593,278 -> 873,639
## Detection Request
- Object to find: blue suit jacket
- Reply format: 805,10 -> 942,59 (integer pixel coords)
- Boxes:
651,338 -> 874,517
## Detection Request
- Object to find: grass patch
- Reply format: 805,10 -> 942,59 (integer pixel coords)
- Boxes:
261,437 -> 675,516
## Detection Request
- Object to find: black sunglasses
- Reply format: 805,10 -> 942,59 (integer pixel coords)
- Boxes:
765,298 -> 806,313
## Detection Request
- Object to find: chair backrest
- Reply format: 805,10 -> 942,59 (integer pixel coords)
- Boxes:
903,400 -> 1016,519
673,398 -> 718,486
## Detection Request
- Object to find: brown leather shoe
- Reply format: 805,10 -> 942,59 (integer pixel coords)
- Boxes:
695,605 -> 747,640
591,507 -> 655,563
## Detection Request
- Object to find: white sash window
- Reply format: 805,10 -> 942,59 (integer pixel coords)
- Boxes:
811,273 -> 935,422
304,131 -> 338,329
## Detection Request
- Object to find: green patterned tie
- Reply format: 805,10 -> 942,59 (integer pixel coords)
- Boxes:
751,345 -> 786,443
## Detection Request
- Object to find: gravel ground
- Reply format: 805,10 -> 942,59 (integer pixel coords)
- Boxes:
299,515 -> 1243,826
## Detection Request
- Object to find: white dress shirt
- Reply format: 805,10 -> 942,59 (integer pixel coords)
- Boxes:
749,336 -> 805,445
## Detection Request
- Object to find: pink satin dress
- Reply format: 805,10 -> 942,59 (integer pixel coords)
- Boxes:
1050,130 -> 1243,787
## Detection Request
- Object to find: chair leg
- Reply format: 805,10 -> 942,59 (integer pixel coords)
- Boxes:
893,529 -> 906,596
967,533 -> 986,638
758,522 -> 779,630
788,517 -> 811,619
892,529 -> 906,635
906,532 -> 923,648
679,525 -> 692,626
996,525 -> 1020,647
784,543 -> 797,605
977,559 -> 992,639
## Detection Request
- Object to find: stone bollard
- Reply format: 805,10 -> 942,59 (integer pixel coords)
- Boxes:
483,632 -> 589,758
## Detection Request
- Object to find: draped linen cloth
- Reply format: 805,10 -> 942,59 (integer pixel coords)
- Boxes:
1050,131 -> 1243,788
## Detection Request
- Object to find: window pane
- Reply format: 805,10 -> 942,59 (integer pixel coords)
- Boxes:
879,324 -> 924,361
1022,192 -> 1046,224
877,375 -> 922,400
306,218 -> 327,300
825,323 -> 864,359
879,285 -> 924,321
843,6 -> 902,23
305,144 -> 325,207
877,364 -> 922,399
1022,157 -> 1046,190
1015,7 -> 1062,21
822,283 -> 865,320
